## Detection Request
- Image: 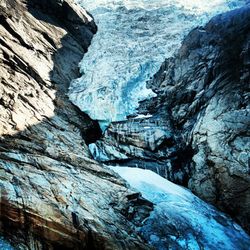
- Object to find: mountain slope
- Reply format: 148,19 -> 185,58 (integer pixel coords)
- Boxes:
0,0 -> 152,249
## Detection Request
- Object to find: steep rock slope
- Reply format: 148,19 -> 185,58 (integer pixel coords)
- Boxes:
143,5 -> 250,232
91,5 -> 250,233
0,0 -> 152,249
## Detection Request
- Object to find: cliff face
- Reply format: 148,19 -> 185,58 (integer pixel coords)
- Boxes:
0,0 -> 152,249
90,5 -> 250,232
1,0 -> 249,248
144,6 -> 250,232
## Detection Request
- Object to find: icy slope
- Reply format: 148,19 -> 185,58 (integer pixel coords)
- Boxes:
112,167 -> 250,250
69,0 -> 245,129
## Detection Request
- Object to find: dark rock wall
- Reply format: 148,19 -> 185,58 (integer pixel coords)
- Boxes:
141,5 -> 250,232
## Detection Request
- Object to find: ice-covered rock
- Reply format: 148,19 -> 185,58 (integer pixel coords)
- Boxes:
112,167 -> 250,250
85,1 -> 250,233
0,1 -> 152,249
69,0 -> 245,129
88,116 -> 190,184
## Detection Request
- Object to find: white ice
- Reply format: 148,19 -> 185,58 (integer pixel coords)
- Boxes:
111,166 -> 250,250
69,0 -> 244,130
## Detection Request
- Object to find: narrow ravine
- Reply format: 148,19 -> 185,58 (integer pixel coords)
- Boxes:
0,0 -> 249,249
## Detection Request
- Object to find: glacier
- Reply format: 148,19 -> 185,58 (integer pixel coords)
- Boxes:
0,237 -> 14,250
111,166 -> 250,250
69,0 -> 245,130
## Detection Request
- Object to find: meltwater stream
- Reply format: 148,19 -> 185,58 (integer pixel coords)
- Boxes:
69,0 -> 245,130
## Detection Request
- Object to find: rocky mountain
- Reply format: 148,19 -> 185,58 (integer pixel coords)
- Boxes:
143,4 -> 250,233
0,0 -> 153,249
91,3 -> 250,234
0,0 -> 249,249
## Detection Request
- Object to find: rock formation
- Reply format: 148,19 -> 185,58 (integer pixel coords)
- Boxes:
91,4 -> 250,233
0,0 -> 152,249
0,0 -> 249,249
89,116 -> 191,185
145,5 -> 250,232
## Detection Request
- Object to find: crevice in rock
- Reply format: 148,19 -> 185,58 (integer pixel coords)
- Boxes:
0,14 -> 33,50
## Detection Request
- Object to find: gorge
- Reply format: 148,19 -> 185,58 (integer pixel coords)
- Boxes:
0,0 -> 249,249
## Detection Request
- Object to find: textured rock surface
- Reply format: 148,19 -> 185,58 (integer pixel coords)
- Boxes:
1,0 -> 249,248
140,5 -> 250,232
89,116 -> 191,185
0,0 -> 152,249
89,3 -> 250,233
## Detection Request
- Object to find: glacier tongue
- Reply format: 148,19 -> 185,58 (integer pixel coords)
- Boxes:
69,0 -> 245,130
111,166 -> 250,250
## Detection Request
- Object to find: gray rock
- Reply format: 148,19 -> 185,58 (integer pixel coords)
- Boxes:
89,116 -> 192,185
140,5 -> 250,232
89,3 -> 250,234
0,0 -> 152,249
